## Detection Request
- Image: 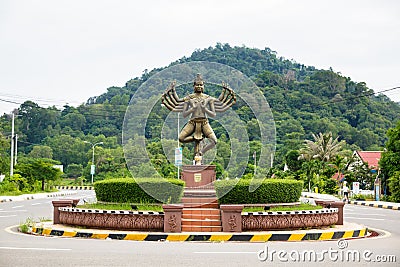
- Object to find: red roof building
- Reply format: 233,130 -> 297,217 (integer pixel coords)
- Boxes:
353,151 -> 382,170
332,172 -> 345,181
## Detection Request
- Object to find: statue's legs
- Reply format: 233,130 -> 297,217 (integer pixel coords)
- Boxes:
179,122 -> 195,143
194,140 -> 201,155
200,123 -> 217,155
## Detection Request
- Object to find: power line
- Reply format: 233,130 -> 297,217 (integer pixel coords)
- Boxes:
1,86 -> 399,120
0,98 -> 21,105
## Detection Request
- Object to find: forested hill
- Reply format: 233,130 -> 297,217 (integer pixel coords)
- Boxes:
1,44 -> 399,171
94,44 -> 400,149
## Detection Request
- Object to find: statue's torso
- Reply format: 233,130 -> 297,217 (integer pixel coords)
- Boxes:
185,93 -> 215,118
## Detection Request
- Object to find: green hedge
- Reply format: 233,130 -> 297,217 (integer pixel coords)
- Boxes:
215,179 -> 303,204
94,178 -> 185,204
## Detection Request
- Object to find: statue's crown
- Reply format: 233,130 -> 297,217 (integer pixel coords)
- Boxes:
193,73 -> 204,85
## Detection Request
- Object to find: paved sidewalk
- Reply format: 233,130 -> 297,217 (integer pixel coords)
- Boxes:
31,221 -> 368,242
0,190 -> 77,203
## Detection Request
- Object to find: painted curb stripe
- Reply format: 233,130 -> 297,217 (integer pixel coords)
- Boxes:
125,233 -> 148,241
187,235 -> 212,241
268,234 -> 292,241
301,233 -> 321,241
228,235 -> 253,242
108,234 -> 127,240
250,234 -> 272,242
331,231 -> 345,239
318,232 -> 334,240
288,233 -> 306,241
62,231 -> 75,237
144,234 -> 168,241
166,234 -> 190,241
342,230 -> 354,239
352,230 -> 360,237
49,230 -> 64,236
42,228 -> 52,235
76,232 -> 93,238
91,233 -> 109,239
31,228 -> 367,242
55,186 -> 94,190
360,228 -> 366,236
350,201 -> 400,211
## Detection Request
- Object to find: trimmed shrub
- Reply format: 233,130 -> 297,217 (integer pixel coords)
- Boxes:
215,179 -> 303,204
94,178 -> 185,204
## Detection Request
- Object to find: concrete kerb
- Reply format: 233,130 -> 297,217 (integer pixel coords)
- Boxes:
0,191 -> 77,203
31,221 -> 368,242
55,186 -> 94,190
347,200 -> 400,211
301,192 -> 400,211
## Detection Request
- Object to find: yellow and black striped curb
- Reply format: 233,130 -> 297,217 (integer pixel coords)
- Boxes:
31,227 -> 367,242
55,186 -> 94,190
348,201 -> 400,211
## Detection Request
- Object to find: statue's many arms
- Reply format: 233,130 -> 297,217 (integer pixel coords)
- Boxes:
161,74 -> 236,163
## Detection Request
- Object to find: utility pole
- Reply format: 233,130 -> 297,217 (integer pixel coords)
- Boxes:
84,141 -> 103,184
9,112 -> 15,177
14,134 -> 18,166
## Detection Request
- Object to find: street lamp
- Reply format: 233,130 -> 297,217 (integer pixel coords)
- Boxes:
84,141 -> 104,184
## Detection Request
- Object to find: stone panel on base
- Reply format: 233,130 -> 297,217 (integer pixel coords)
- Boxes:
181,165 -> 216,188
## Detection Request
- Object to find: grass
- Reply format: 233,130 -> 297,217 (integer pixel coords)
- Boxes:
242,203 -> 323,212
78,203 -> 163,212
18,217 -> 36,233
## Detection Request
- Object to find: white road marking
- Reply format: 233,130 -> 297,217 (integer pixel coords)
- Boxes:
194,252 -> 256,254
0,210 -> 27,212
345,216 -> 385,221
345,213 -> 386,216
12,205 -> 24,209
0,215 -> 17,218
0,246 -> 71,251
31,203 -> 41,206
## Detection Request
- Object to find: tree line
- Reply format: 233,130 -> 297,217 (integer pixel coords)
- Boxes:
0,44 -> 399,197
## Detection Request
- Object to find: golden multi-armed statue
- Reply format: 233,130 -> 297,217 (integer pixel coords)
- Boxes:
162,74 -> 236,164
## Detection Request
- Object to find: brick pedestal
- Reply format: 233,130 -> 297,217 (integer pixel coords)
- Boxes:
315,200 -> 345,225
181,165 -> 216,188
331,201 -> 345,225
163,204 -> 184,233
220,205 -> 244,232
52,200 -> 74,224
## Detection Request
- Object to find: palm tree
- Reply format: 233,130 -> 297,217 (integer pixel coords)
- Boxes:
299,132 -> 345,162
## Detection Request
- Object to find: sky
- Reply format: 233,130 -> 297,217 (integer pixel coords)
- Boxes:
0,0 -> 399,115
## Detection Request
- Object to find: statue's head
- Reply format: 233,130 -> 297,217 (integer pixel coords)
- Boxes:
193,73 -> 204,93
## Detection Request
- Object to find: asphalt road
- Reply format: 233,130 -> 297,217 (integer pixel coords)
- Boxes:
0,191 -> 399,267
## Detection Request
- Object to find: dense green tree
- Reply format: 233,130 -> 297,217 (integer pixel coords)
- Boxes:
0,133 -> 9,175
380,120 -> 400,195
388,172 -> 400,203
66,163 -> 83,178
285,150 -> 303,172
15,158 -> 61,190
28,145 -> 53,159
18,101 -> 60,145
43,135 -> 87,166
